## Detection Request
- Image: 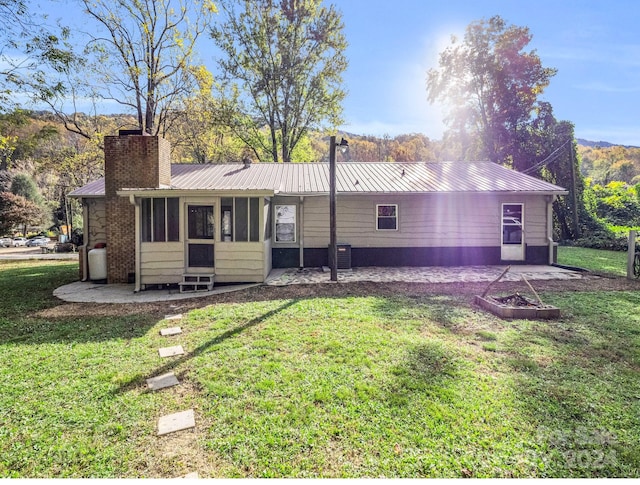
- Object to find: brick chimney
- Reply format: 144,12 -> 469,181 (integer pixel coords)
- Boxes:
104,132 -> 171,283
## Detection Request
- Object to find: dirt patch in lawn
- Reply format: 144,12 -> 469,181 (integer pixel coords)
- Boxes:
39,272 -> 640,319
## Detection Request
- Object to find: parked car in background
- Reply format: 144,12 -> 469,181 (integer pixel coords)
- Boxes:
26,236 -> 51,247
12,237 -> 27,247
0,237 -> 12,247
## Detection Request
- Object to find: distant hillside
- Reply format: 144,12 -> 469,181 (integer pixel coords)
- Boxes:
577,138 -> 640,149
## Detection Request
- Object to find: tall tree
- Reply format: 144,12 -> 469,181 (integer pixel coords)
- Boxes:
0,192 -> 45,235
21,0 -> 215,141
211,0 -> 347,163
426,15 -> 556,170
171,65 -> 247,163
80,0 -> 216,136
0,110 -> 58,170
0,0 -> 75,112
10,173 -> 43,205
522,104 -> 584,239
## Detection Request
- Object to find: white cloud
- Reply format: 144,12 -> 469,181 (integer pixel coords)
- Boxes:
544,43 -> 640,68
574,82 -> 640,94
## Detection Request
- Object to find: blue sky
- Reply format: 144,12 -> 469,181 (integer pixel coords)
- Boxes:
36,0 -> 640,145
333,0 -> 640,145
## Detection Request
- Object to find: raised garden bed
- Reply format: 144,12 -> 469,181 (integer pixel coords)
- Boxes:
474,293 -> 560,320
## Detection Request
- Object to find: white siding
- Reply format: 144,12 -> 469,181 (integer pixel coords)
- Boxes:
140,242 -> 184,284
300,193 -> 548,248
263,239 -> 272,280
215,242 -> 265,283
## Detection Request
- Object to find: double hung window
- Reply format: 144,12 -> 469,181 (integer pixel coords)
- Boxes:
376,204 -> 398,231
275,205 -> 296,242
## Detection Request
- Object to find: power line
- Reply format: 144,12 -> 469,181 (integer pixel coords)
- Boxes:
522,139 -> 572,174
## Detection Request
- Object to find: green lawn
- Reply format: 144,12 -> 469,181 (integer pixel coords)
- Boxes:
557,246 -> 629,276
1,259 -> 639,477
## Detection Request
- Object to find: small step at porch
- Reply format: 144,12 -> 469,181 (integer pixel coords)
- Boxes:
179,273 -> 215,293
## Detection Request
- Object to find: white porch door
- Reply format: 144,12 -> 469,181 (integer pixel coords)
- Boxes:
501,203 -> 525,261
186,204 -> 215,271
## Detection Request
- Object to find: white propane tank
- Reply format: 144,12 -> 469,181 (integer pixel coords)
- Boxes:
88,246 -> 107,282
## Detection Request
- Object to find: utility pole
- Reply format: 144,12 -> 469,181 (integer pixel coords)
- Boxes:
328,136 -> 348,282
569,139 -> 580,238
329,136 -> 338,282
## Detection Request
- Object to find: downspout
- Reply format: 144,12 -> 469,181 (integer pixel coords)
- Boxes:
547,195 -> 555,265
130,195 -> 141,293
81,199 -> 90,282
299,196 -> 304,269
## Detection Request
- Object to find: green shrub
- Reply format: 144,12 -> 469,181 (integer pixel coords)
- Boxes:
567,229 -> 629,251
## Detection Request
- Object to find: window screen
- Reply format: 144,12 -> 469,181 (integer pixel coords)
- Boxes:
141,197 -> 179,242
188,205 -> 214,239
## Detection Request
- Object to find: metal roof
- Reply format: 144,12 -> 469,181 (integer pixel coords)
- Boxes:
68,161 -> 567,197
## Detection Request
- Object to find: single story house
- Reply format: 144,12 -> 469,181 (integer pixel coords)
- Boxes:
69,132 -> 568,291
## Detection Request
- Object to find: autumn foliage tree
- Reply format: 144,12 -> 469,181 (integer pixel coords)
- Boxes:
579,145 -> 640,185
18,0 -> 216,143
0,0 -> 76,112
427,15 -> 556,171
211,0 -> 347,163
0,191 -> 44,235
81,0 -> 217,136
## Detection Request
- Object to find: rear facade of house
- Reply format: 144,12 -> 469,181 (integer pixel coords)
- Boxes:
69,133 -> 567,290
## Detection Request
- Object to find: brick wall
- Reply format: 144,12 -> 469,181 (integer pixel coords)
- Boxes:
104,135 -> 171,283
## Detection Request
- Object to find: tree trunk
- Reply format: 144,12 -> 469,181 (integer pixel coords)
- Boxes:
145,97 -> 155,135
282,129 -> 290,163
269,115 -> 279,163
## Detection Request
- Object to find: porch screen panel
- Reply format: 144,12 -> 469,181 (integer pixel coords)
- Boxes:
152,198 -> 166,242
141,198 -> 151,242
250,197 -> 260,242
235,198 -> 248,241
221,197 -> 233,241
188,244 -> 214,267
167,198 -> 180,241
264,199 -> 272,240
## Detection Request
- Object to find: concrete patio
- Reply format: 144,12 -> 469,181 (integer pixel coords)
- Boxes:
264,265 -> 583,286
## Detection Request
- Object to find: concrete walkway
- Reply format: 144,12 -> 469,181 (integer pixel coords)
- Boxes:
53,281 -> 260,304
53,265 -> 582,304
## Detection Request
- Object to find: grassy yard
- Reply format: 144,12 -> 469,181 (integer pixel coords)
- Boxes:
1,259 -> 639,477
557,246 -> 629,276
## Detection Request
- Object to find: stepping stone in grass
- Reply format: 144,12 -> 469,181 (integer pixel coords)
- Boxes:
158,345 -> 185,358
146,372 -> 180,391
160,326 -> 182,336
164,314 -> 183,320
157,409 -> 195,436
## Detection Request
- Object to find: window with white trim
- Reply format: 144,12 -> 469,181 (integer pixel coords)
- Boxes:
502,203 -> 523,244
275,204 -> 296,242
376,204 -> 398,230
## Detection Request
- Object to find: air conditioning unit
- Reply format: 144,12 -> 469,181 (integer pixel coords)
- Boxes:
336,243 -> 351,270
